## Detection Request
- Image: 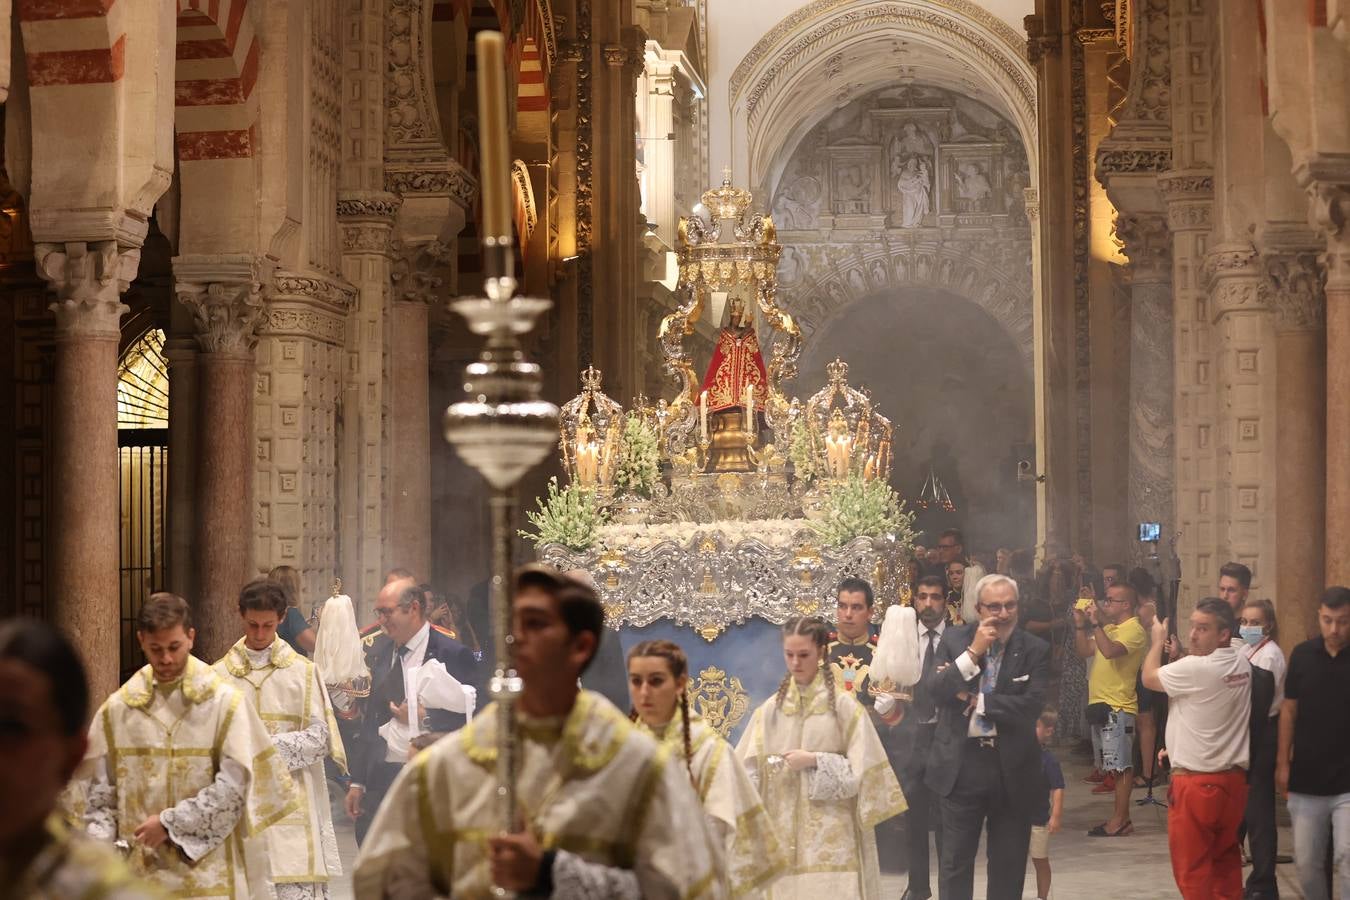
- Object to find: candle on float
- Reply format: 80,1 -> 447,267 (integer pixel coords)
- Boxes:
475,31 -> 512,243
838,435 -> 852,478
744,385 -> 755,436
699,390 -> 709,442
863,453 -> 877,481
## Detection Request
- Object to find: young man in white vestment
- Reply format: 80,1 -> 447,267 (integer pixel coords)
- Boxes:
215,578 -> 348,898
354,565 -> 726,899
78,592 -> 298,898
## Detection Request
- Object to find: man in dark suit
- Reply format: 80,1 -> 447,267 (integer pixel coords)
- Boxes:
925,572 -> 1050,900
889,575 -> 952,900
343,577 -> 478,844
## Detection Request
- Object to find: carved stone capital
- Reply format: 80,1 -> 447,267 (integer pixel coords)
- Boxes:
384,159 -> 478,211
1116,213 -> 1171,282
339,192 -> 401,257
337,191 -> 403,223
1204,242 -> 1266,320
389,239 -> 454,305
1096,147 -> 1172,179
35,240 -> 139,339
1023,15 -> 1061,65
174,255 -> 271,355
1157,170 -> 1213,233
1321,240 -> 1350,293
1023,187 -> 1040,223
1262,249 -> 1326,332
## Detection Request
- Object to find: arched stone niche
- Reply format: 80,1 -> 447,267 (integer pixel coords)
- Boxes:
767,83 -> 1034,365
729,0 -> 1037,190
796,286 -> 1035,551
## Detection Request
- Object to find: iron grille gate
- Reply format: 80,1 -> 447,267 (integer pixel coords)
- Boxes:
118,429 -> 167,681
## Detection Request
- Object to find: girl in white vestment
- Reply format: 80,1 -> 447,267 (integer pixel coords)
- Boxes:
735,616 -> 906,900
627,640 -> 785,897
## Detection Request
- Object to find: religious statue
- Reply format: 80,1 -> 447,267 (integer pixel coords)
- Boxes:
701,298 -> 768,413
699,298 -> 769,472
955,162 -> 993,211
889,122 -> 933,166
773,175 -> 822,230
895,156 -> 931,227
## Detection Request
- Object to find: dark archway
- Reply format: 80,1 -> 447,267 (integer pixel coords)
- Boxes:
795,286 -> 1034,556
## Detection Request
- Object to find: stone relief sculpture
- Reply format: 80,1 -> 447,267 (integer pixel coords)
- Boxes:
954,163 -> 993,211
895,156 -> 931,226
833,165 -> 872,214
773,175 -> 822,229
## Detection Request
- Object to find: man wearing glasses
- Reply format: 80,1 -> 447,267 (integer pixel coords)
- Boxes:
925,574 -> 1051,900
1073,583 -> 1147,838
344,577 -> 478,844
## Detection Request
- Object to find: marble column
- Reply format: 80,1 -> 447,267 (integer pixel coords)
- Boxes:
1116,214 -> 1174,556
1323,240 -> 1350,587
36,240 -> 139,702
1266,249 -> 1326,645
387,241 -> 447,581
175,258 -> 268,660
163,330 -> 198,600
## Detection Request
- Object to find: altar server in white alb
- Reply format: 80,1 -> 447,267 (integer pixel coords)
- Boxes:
78,593 -> 298,899
354,565 -> 724,899
215,578 -> 347,898
736,615 -> 907,900
627,638 -> 786,897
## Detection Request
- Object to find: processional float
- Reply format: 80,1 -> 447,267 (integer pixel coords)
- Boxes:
528,168 -> 922,735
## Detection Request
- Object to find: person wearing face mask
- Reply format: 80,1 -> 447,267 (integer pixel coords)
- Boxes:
1237,598 -> 1286,900
627,640 -> 784,898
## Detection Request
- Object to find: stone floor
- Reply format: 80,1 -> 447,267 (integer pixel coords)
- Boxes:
325,757 -> 1310,899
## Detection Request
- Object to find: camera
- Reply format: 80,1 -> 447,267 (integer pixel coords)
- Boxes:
1138,522 -> 1161,543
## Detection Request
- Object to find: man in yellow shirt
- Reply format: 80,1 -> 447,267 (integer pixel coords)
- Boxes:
1074,583 -> 1147,838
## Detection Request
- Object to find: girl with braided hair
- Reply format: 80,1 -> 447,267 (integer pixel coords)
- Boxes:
627,640 -> 785,897
735,616 -> 906,900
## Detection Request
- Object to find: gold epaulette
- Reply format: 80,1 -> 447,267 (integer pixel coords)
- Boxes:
430,623 -> 459,641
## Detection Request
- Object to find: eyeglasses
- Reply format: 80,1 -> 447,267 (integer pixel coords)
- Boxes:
1101,597 -> 1130,605
937,542 -> 958,549
980,602 -> 1018,614
374,607 -> 396,620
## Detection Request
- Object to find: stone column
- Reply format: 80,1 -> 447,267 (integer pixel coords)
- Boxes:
1265,248 -> 1326,645
1116,214 -> 1174,555
36,240 -> 138,702
1205,242 -> 1276,586
386,241 -> 448,580
1024,12 -> 1076,560
338,191 -> 400,611
1323,236 -> 1350,587
175,258 -> 268,660
163,327 -> 198,600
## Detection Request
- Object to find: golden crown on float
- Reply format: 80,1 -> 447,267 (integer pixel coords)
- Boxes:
537,172 -> 913,640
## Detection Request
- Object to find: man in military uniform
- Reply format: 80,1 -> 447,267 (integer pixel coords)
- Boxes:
828,576 -> 882,702
828,576 -> 910,873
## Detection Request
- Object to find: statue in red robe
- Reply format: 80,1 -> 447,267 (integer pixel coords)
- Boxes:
701,300 -> 769,411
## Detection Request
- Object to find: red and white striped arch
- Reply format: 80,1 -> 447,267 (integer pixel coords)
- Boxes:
174,0 -> 259,161
18,0 -> 126,88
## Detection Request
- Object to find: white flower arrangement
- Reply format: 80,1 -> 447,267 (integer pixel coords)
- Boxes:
521,477 -> 608,550
810,474 -> 916,548
596,518 -> 813,552
612,413 -> 661,499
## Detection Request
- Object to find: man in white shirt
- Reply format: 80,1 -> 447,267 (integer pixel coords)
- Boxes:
1142,597 -> 1252,900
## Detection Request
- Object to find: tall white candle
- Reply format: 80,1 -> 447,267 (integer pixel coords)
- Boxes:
699,390 -> 709,442
475,31 -> 512,242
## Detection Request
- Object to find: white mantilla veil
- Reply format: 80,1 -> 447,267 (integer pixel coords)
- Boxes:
313,594 -> 368,683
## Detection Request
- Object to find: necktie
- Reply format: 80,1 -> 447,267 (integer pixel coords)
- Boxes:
974,641 -> 1002,736
391,644 -> 410,704
915,629 -> 939,721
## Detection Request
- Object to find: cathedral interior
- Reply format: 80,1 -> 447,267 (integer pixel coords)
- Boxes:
0,0 -> 1341,720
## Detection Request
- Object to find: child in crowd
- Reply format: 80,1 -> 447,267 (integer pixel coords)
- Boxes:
1032,708 -> 1067,900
